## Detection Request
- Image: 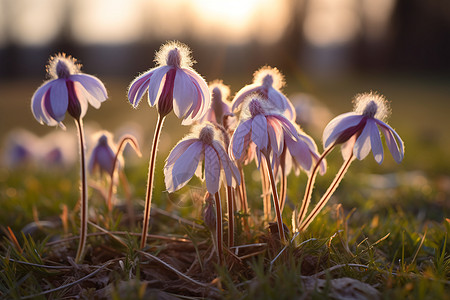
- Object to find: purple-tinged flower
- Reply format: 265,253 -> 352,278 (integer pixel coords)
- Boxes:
275,126 -> 326,177
164,124 -> 240,195
231,66 -> 296,121
229,97 -> 298,167
88,132 -> 120,177
323,92 -> 404,164
31,53 -> 108,127
198,80 -> 232,125
128,41 -> 210,125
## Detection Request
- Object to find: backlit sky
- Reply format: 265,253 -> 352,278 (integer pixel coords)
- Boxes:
0,0 -> 395,47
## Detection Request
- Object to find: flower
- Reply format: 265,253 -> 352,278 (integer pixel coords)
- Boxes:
88,132 -> 120,177
31,53 -> 108,127
323,92 -> 404,164
275,125 -> 327,177
128,41 -> 211,125
198,80 -> 232,125
231,66 -> 296,121
164,124 -> 240,194
229,96 -> 299,166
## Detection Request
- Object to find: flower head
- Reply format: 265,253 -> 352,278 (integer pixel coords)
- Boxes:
31,53 -> 108,127
231,66 -> 296,121
128,41 -> 210,125
275,125 -> 327,177
229,96 -> 299,167
323,92 -> 404,164
198,80 -> 232,125
88,131 -> 121,177
164,123 -> 240,194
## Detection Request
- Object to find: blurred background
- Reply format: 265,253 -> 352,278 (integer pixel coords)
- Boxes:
0,0 -> 449,177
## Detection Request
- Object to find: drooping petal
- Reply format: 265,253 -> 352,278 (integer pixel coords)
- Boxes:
204,145 -> 221,194
165,138 -> 198,168
165,141 -> 203,192
230,84 -> 259,113
72,81 -> 89,119
173,69 -> 196,119
47,79 -> 69,122
323,112 -> 361,149
212,141 -> 240,186
368,120 -> 384,164
377,120 -> 404,163
353,122 -> 371,160
127,71 -> 152,107
271,115 -> 298,141
148,66 -> 171,106
182,68 -> 210,121
267,88 -> 296,120
230,119 -> 252,160
71,74 -> 108,107
286,134 -> 312,172
251,115 -> 268,151
341,135 -> 357,161
31,81 -> 56,125
267,118 -> 283,156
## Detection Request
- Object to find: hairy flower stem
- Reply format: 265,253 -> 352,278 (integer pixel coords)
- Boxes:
227,186 -> 235,247
263,153 -> 286,243
296,146 -> 334,227
140,115 -> 165,249
214,192 -> 224,264
279,165 -> 287,213
75,119 -> 88,263
299,154 -> 354,232
261,159 -> 272,220
237,164 -> 250,232
107,135 -> 141,213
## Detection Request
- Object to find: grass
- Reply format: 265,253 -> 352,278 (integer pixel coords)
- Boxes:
0,74 -> 449,299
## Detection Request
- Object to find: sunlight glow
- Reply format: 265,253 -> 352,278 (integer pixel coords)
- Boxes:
72,0 -> 144,45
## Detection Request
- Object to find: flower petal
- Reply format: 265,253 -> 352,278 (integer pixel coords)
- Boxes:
286,134 -> 312,172
230,119 -> 252,160
267,118 -> 283,156
165,138 -> 197,167
71,74 -> 107,107
72,81 -> 89,119
377,120 -> 404,163
323,112 -> 361,149
353,123 -> 371,160
231,84 -> 259,113
213,141 -> 240,186
182,68 -> 210,122
251,115 -> 268,151
127,71 -> 152,107
173,69 -> 196,119
165,141 -> 203,192
47,79 -> 68,122
204,145 -> 221,194
148,66 -> 171,106
31,81 -> 57,125
368,120 -> 384,164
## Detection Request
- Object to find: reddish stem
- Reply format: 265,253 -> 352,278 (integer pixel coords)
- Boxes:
140,115 -> 165,249
214,192 -> 224,264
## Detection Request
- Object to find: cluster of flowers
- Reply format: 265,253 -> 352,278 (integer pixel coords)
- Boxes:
31,41 -> 404,264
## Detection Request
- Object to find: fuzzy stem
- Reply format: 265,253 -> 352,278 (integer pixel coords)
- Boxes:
296,146 -> 334,227
261,158 -> 272,220
107,135 -> 141,212
279,165 -> 288,213
75,119 -> 88,263
140,115 -> 165,249
227,186 -> 235,247
263,152 -> 286,243
237,164 -> 250,232
214,192 -> 224,264
299,154 -> 354,232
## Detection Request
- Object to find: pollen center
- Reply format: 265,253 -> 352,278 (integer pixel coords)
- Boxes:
166,48 -> 181,68
249,99 -> 265,117
362,100 -> 378,118
199,126 -> 214,145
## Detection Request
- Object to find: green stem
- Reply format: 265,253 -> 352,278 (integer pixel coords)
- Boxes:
299,154 -> 354,232
263,152 -> 286,243
140,115 -> 165,249
75,119 -> 88,263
